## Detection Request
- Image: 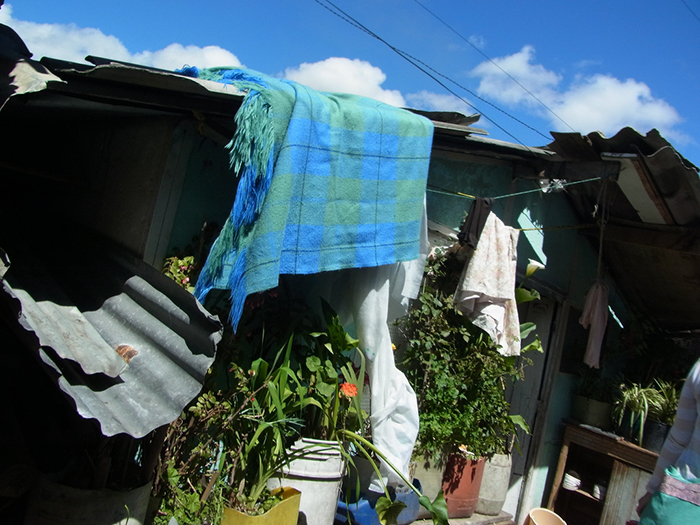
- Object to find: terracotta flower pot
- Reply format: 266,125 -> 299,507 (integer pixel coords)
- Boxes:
441,454 -> 486,518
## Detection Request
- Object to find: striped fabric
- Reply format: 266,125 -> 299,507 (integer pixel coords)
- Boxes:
190,68 -> 434,328
646,358 -> 700,493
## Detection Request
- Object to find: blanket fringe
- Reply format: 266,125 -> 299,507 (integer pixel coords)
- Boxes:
226,248 -> 248,332
195,75 -> 275,300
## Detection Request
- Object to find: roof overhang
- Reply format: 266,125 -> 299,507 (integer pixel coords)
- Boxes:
547,128 -> 700,332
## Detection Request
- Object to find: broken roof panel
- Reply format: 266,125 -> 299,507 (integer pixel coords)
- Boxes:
0,235 -> 222,438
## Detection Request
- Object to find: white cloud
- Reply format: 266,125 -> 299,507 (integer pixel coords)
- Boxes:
556,75 -> 683,139
468,34 -> 486,50
283,57 -> 405,107
0,4 -> 241,70
471,45 -> 560,108
471,45 -> 686,141
132,44 -> 241,71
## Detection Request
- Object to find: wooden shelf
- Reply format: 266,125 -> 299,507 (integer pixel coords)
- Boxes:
562,487 -> 603,503
548,422 -> 656,525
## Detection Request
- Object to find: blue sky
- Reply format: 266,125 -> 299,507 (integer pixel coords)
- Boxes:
4,0 -> 700,164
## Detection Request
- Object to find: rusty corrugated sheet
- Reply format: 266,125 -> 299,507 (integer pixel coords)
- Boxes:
0,235 -> 222,438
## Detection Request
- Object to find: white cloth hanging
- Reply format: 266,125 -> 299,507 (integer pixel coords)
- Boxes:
579,281 -> 609,368
349,264 -> 420,491
348,203 -> 428,491
284,202 -> 428,491
453,212 -> 521,356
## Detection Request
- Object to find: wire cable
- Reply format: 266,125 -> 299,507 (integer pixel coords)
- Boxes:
411,0 -> 577,133
681,0 -> 700,26
427,175 -> 604,201
313,0 -> 552,145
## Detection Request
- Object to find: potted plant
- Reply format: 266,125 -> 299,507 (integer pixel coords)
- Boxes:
157,256 -> 448,525
152,342 -> 313,525
613,382 -> 663,445
572,367 -> 618,430
267,299 -> 368,525
643,379 -> 680,452
397,254 -> 534,519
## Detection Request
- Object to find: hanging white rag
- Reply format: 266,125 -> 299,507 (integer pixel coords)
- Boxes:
579,281 -> 609,368
453,212 -> 521,356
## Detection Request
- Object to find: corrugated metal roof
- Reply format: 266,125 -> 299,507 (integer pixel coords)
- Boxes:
0,234 -> 222,438
547,128 -> 700,332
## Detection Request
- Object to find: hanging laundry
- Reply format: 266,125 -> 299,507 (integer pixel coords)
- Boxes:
282,202 -> 428,491
579,281 -> 609,368
458,197 -> 494,249
188,67 -> 435,330
454,212 -> 521,356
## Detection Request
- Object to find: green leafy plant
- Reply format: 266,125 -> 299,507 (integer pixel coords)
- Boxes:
162,255 -> 197,293
613,382 -> 663,444
153,343 -> 314,523
297,299 -> 367,440
575,367 -> 619,403
155,272 -> 447,524
647,379 -> 681,426
397,254 -> 535,465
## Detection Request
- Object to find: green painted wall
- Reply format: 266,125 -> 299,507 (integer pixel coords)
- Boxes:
426,150 -> 634,521
168,136 -> 238,256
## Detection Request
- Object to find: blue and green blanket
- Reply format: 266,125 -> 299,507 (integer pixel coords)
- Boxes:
185,67 -> 434,329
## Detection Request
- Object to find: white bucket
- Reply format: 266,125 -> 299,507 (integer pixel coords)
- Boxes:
525,507 -> 567,525
268,438 -> 345,525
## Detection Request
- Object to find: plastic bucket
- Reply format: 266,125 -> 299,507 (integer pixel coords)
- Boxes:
268,438 -> 345,525
476,453 -> 512,515
524,507 -> 567,525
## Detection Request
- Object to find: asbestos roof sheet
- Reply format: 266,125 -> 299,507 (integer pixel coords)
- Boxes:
0,234 -> 222,438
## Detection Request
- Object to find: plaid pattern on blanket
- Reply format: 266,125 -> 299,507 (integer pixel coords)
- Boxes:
191,68 -> 434,328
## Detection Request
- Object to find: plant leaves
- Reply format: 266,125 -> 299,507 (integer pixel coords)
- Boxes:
418,490 -> 449,525
521,335 -> 543,353
306,356 -> 321,372
316,381 -> 336,398
509,414 -> 530,434
376,496 -> 406,525
519,322 -> 537,339
515,287 -> 540,304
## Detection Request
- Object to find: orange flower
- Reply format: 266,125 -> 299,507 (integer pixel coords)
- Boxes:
340,382 -> 358,398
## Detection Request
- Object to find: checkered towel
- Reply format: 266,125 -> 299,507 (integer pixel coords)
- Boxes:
189,68 -> 434,329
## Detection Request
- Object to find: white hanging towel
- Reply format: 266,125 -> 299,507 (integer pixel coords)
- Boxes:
579,281 -> 609,368
454,212 -> 521,356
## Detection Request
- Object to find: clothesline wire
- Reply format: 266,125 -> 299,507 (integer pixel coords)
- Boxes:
427,175 -> 605,201
517,224 -> 598,232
